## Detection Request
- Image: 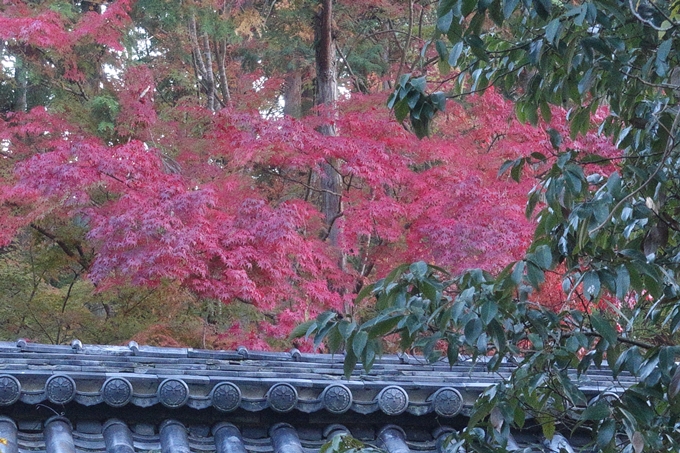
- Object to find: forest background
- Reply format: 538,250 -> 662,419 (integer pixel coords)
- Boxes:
0,0 -> 600,349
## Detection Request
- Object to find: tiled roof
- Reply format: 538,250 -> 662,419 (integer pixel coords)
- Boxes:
0,340 -> 633,453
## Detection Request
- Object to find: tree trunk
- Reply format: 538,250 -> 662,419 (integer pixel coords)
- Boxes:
14,56 -> 27,112
188,14 -> 219,112
216,39 -> 232,107
283,70 -> 302,118
315,0 -> 342,252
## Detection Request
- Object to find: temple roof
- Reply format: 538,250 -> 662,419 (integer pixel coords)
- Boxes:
0,340 -> 634,453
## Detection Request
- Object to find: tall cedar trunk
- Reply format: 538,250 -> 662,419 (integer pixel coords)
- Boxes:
315,0 -> 342,253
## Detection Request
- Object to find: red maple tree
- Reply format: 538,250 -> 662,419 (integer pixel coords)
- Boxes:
0,0 -> 619,347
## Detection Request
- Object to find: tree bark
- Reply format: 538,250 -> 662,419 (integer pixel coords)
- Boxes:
283,70 -> 302,118
14,56 -> 27,112
216,39 -> 232,107
315,0 -> 342,252
188,14 -> 219,112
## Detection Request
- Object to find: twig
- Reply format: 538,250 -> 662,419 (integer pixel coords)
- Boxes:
264,169 -> 342,197
628,0 -> 669,30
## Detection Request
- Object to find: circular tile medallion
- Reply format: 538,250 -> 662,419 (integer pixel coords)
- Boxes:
0,375 -> 21,406
322,384 -> 353,414
267,383 -> 298,413
212,382 -> 242,412
431,387 -> 463,417
157,379 -> 189,408
378,386 -> 409,415
46,375 -> 76,404
102,377 -> 133,407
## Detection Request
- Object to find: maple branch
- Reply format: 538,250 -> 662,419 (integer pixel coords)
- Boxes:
29,224 -> 90,270
304,169 -> 314,202
321,210 -> 344,241
360,29 -> 426,41
335,43 -> 368,93
121,288 -> 159,316
323,158 -> 344,179
386,20 -> 404,56
56,270 -> 80,345
234,298 -> 277,322
27,244 -> 55,344
264,169 -> 342,197
42,80 -> 89,101
485,133 -> 505,153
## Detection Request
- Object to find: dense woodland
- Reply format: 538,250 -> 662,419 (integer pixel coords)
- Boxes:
0,0 -> 605,348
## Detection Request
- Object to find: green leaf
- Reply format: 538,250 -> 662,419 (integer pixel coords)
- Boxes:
410,261 -> 428,278
539,413 -> 555,440
544,18 -> 561,45
462,0 -> 478,16
438,0 -> 458,15
480,300 -> 498,325
343,346 -> 358,378
352,330 -> 368,357
317,310 -> 337,327
533,244 -> 552,269
431,92 -> 447,111
547,128 -> 562,149
583,271 -> 601,301
533,0 -> 552,19
582,401 -> 611,421
597,419 -> 616,448
447,339 -> 459,364
569,107 -> 590,139
503,0 -> 520,18
526,262 -> 544,288
338,320 -> 357,340
655,39 -> 672,76
394,97 -> 411,123
511,261 -> 525,284
410,76 -> 427,93
591,311 -> 617,345
369,316 -> 401,338
448,41 -> 465,67
326,325 -> 343,353
355,283 -> 376,304
464,317 -> 483,345
438,9 -> 455,32
435,40 -> 449,61
615,265 -> 630,301
289,320 -> 316,339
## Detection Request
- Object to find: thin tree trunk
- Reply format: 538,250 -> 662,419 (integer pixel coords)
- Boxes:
188,15 -> 218,111
14,56 -> 27,112
216,39 -> 232,107
315,0 -> 342,252
201,33 -> 216,111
